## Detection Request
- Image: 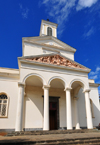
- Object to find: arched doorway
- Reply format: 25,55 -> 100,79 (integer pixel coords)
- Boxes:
48,77 -> 65,130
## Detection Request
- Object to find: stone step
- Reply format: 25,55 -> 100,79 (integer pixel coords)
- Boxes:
1,137 -> 100,145
35,138 -> 100,145
1,129 -> 100,145
6,129 -> 100,136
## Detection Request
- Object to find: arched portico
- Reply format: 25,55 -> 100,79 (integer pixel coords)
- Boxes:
16,74 -> 47,131
15,74 -> 93,131
23,73 -> 47,86
69,78 -> 88,91
69,79 -> 93,130
48,76 -> 67,88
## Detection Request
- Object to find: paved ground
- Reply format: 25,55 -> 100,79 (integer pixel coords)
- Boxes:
0,132 -> 100,143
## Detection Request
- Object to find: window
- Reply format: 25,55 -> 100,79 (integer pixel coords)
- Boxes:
47,27 -> 52,36
0,93 -> 8,117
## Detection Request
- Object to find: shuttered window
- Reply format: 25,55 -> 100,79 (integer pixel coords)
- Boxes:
0,94 -> 8,117
47,27 -> 52,36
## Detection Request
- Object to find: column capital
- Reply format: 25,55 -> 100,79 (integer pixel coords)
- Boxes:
18,82 -> 25,87
83,89 -> 91,93
64,87 -> 72,91
43,85 -> 50,90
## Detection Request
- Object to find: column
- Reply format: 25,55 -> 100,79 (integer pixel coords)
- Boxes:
43,85 -> 50,130
15,82 -> 25,131
74,97 -> 80,129
65,88 -> 72,130
84,89 -> 93,129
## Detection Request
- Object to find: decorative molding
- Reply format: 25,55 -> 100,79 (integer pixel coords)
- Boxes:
20,65 -> 88,77
83,89 -> 91,93
43,85 -> 50,89
89,83 -> 100,87
26,55 -> 86,70
64,87 -> 72,91
42,47 -> 60,53
18,82 -> 25,87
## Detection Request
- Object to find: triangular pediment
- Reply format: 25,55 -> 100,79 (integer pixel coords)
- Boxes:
20,54 -> 89,71
22,36 -> 76,53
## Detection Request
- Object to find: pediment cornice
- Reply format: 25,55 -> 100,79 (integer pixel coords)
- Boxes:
22,36 -> 76,53
18,53 -> 90,73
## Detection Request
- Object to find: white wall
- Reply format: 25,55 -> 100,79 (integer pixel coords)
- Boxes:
23,86 -> 67,129
0,79 -> 18,130
24,43 -> 43,56
23,86 -> 44,129
23,42 -> 74,60
20,62 -> 89,89
77,88 -> 87,127
89,86 -> 100,126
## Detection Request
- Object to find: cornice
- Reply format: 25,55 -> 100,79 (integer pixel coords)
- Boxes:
18,53 -> 90,73
19,59 -> 90,73
22,36 -> 76,53
42,19 -> 58,27
89,83 -> 100,87
24,40 -> 75,53
42,47 -> 60,53
0,72 -> 19,79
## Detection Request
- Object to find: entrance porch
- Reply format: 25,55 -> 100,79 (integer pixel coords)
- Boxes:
15,75 -> 93,131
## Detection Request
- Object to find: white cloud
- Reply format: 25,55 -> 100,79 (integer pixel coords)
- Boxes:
41,0 -> 99,36
41,0 -> 77,36
19,4 -> 29,19
43,0 -> 49,4
96,67 -> 100,72
76,0 -> 98,11
90,75 -> 98,80
89,66 -> 100,80
83,27 -> 94,38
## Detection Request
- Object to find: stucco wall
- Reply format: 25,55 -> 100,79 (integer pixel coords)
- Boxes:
23,86 -> 67,129
23,42 -> 74,60
77,88 -> 87,127
23,86 -> 43,129
0,79 -> 18,130
89,86 -> 100,126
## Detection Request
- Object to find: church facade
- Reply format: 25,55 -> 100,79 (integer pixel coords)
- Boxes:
0,20 -> 100,132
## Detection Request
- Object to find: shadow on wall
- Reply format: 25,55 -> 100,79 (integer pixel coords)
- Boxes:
23,88 -> 43,130
92,101 -> 100,127
78,88 -> 100,128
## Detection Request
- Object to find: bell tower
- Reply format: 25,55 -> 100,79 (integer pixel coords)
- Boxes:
39,19 -> 58,37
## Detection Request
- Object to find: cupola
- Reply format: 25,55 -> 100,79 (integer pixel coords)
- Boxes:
39,19 -> 58,37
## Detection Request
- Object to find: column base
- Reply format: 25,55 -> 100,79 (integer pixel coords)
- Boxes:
67,128 -> 73,130
76,127 -> 81,130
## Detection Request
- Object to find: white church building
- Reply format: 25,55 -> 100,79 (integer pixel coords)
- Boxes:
0,19 -> 100,132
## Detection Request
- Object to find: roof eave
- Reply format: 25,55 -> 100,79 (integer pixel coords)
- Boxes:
22,36 -> 76,53
23,40 -> 76,53
89,83 -> 100,87
19,59 -> 90,73
18,53 -> 91,72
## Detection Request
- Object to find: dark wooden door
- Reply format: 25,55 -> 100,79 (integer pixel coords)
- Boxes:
49,102 -> 57,130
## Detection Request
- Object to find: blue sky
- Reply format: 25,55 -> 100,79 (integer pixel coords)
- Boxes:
0,0 -> 100,93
